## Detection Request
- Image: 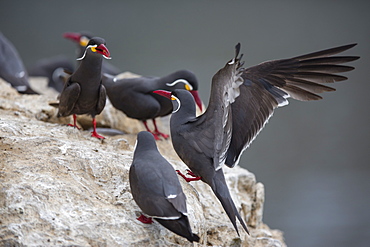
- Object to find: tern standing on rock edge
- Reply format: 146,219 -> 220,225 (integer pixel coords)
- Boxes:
154,43 -> 359,235
129,131 -> 200,243
57,37 -> 111,139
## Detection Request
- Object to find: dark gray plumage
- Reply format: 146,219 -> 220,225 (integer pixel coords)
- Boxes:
0,32 -> 37,94
102,70 -> 202,140
58,37 -> 110,139
28,55 -> 74,92
154,43 -> 359,235
129,131 -> 200,243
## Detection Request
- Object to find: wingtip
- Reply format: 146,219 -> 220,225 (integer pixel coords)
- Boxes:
338,43 -> 358,52
293,43 -> 360,60
351,56 -> 361,61
347,43 -> 357,48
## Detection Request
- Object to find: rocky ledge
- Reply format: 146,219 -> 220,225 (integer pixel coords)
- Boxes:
0,76 -> 286,246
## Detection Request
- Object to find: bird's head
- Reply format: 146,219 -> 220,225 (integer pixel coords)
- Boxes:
63,31 -> 93,47
76,37 -> 111,61
153,90 -> 181,113
153,89 -> 197,114
163,70 -> 203,111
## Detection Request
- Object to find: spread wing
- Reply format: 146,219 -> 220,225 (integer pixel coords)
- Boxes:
225,43 -> 359,167
187,44 -> 245,171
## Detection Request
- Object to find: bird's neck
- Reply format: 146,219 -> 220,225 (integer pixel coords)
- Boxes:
74,55 -> 103,82
134,142 -> 158,157
172,103 -> 197,127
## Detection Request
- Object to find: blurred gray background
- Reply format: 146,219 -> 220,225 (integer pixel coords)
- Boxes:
1,1 -> 369,246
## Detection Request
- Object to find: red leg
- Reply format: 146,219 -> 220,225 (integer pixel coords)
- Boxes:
137,214 -> 153,224
67,114 -> 81,129
143,120 -> 160,140
153,119 -> 169,139
176,170 -> 202,182
91,118 -> 105,139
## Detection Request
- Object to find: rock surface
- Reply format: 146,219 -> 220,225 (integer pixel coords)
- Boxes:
0,77 -> 286,246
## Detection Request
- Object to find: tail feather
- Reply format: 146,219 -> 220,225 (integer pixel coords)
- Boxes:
212,169 -> 249,235
155,215 -> 200,243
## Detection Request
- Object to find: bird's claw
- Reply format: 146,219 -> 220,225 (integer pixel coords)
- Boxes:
150,131 -> 169,141
151,133 -> 161,140
91,131 -> 105,139
176,169 -> 202,182
186,169 -> 198,177
137,214 -> 153,224
154,131 -> 169,139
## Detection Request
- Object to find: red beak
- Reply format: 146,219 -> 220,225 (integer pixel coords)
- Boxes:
153,90 -> 171,99
96,44 -> 111,59
63,32 -> 81,43
190,90 -> 203,111
153,90 -> 203,112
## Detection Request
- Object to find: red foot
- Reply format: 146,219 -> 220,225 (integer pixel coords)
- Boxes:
176,169 -> 202,182
150,131 -> 169,140
151,132 -> 161,141
143,119 -> 169,141
91,118 -> 105,139
68,114 -> 80,129
137,214 -> 153,224
154,131 -> 169,140
91,131 -> 105,139
67,123 -> 81,130
153,119 -> 169,140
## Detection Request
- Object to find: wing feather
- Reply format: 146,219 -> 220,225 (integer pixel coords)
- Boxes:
96,83 -> 106,115
58,81 -> 81,117
203,44 -> 244,170
225,43 -> 359,167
